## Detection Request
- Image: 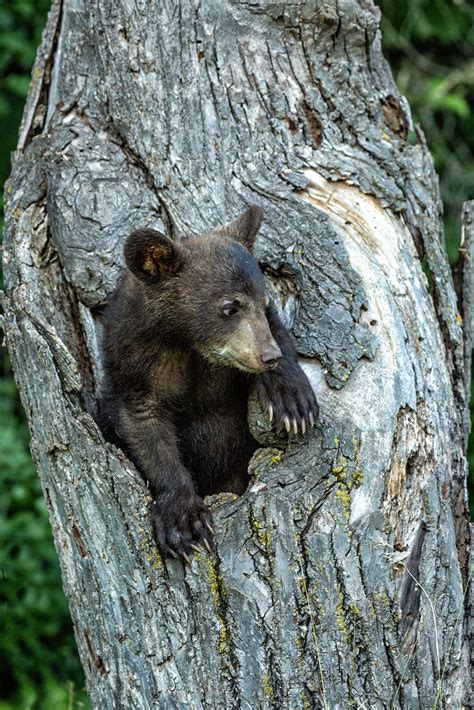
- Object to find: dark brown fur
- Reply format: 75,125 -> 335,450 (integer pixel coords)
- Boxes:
99,207 -> 317,559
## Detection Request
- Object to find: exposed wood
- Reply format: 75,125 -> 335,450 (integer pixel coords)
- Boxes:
456,201 -> 473,396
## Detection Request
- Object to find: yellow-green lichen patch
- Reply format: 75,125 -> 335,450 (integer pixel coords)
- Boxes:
148,553 -> 163,570
337,590 -> 349,641
331,433 -> 365,520
335,485 -> 352,522
332,455 -> 352,523
250,507 -> 272,551
371,590 -> 399,632
139,527 -> 163,571
297,576 -> 307,597
351,434 -> 364,487
336,590 -> 364,659
191,549 -> 203,563
207,558 -> 230,654
352,469 -> 363,486
332,454 -> 348,478
263,673 -> 276,703
347,602 -> 361,617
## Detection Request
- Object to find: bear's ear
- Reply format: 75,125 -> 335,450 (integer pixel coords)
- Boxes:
225,205 -> 263,252
124,229 -> 183,283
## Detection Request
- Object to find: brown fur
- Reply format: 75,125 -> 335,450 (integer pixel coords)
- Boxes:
99,206 -> 318,559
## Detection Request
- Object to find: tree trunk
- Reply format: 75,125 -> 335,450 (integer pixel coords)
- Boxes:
2,0 -> 472,707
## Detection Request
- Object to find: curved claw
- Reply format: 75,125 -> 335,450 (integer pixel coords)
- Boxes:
182,552 -> 191,565
206,522 -> 215,536
309,412 -> 315,427
284,416 -> 291,433
268,403 -> 274,422
191,544 -> 201,553
301,418 -> 306,435
203,538 -> 212,553
292,418 -> 298,434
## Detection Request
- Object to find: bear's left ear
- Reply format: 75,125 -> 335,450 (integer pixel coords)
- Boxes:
124,229 -> 183,284
225,205 -> 263,252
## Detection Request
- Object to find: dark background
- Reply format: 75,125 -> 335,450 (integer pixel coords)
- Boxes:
1,1 -> 472,707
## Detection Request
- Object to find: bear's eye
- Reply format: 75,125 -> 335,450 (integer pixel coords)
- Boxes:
221,303 -> 239,318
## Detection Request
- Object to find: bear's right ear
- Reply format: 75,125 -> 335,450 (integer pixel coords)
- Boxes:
124,229 -> 183,283
224,205 -> 264,252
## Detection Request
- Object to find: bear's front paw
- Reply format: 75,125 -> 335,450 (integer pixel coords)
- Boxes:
257,363 -> 318,435
151,492 -> 214,562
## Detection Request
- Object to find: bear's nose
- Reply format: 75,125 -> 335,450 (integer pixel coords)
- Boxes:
261,344 -> 282,368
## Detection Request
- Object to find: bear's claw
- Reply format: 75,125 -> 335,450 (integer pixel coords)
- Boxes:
151,493 -> 214,560
257,361 -> 318,436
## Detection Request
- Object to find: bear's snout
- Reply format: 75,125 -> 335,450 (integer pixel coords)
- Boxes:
260,343 -> 282,369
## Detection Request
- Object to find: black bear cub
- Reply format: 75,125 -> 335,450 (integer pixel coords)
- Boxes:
100,206 -> 317,560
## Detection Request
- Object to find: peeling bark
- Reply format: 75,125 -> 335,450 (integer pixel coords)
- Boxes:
2,1 -> 472,708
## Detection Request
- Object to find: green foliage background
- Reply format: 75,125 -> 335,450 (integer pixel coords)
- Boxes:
0,0 -> 472,706
1,3 -> 88,708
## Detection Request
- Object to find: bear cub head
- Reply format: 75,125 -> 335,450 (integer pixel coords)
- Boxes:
123,205 -> 282,373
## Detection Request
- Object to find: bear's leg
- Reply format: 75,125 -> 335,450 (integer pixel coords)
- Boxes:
255,303 -> 318,434
181,411 -> 257,496
119,404 -> 213,560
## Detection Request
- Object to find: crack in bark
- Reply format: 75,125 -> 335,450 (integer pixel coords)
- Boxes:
399,521 -> 427,650
17,0 -> 63,150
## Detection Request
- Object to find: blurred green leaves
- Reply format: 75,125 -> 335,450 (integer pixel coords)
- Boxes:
0,367 -> 89,708
0,1 -> 49,71
4,73 -> 31,97
0,0 -> 50,197
424,75 -> 470,118
379,0 -> 474,260
0,3 -> 88,707
378,0 -> 474,518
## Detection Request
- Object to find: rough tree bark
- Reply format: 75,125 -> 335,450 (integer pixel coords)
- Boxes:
2,0 -> 472,707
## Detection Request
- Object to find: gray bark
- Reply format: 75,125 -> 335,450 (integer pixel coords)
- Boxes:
2,0 -> 472,707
